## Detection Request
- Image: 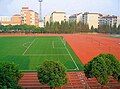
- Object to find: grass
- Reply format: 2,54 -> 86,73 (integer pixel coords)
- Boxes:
0,36 -> 84,72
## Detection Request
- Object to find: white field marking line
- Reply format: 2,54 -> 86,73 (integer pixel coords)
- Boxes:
67,68 -> 77,71
22,38 -> 37,55
22,42 -> 31,48
59,37 -> 79,70
24,54 -> 69,56
52,41 -> 54,49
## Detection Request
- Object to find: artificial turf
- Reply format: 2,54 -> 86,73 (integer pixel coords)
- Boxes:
0,36 -> 84,72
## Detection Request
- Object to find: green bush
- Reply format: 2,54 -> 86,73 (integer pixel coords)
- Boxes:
37,60 -> 67,89
84,54 -> 120,85
0,62 -> 22,89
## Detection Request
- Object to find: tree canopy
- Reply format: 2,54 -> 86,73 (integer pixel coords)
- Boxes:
0,22 -> 120,34
0,62 -> 22,89
37,60 -> 67,89
84,54 -> 120,85
0,24 -> 44,33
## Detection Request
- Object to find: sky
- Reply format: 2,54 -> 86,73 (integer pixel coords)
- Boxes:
0,0 -> 120,18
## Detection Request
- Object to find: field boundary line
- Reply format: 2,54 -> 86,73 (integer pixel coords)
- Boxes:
22,38 -> 37,55
59,37 -> 79,70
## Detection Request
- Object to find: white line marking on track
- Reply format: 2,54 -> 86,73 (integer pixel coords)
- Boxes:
59,37 -> 79,70
22,38 -> 37,55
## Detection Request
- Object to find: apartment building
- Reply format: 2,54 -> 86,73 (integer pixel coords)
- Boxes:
117,16 -> 120,27
11,14 -> 22,25
44,15 -> 50,25
0,16 -> 11,26
99,15 -> 117,26
50,11 -> 67,23
83,12 -> 100,29
21,7 -> 39,26
69,13 -> 83,23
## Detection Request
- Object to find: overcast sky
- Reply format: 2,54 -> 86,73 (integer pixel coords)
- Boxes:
0,0 -> 120,17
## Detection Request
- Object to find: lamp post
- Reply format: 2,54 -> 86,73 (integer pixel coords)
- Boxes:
39,0 -> 43,22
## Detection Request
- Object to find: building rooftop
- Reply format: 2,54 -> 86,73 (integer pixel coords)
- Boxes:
13,14 -> 21,16
52,11 -> 66,14
69,13 -> 82,18
84,12 -> 101,15
101,15 -> 117,18
22,7 -> 29,9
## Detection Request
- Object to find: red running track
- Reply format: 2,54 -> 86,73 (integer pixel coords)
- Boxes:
63,34 -> 120,64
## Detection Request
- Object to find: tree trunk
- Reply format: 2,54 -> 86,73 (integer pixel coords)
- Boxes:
50,87 -> 55,89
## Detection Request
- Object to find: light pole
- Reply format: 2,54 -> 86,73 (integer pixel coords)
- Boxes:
118,0 -> 120,16
39,0 -> 43,22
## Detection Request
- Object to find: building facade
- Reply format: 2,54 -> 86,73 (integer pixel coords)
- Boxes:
50,11 -> 67,23
44,15 -> 50,25
21,7 -> 39,26
117,16 -> 120,27
99,15 -> 117,26
83,12 -> 100,29
11,14 -> 22,25
0,16 -> 11,26
69,13 -> 83,23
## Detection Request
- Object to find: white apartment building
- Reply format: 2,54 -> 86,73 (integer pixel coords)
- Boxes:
44,15 -> 50,25
117,16 -> 120,27
99,15 -> 117,26
69,13 -> 83,23
0,16 -> 11,22
50,11 -> 67,23
0,16 -> 11,26
83,12 -> 100,29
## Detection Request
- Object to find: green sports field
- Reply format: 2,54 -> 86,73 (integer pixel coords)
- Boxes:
0,36 -> 84,71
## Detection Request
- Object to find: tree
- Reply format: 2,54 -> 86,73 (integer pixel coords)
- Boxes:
91,25 -> 94,32
37,61 -> 67,89
84,54 -> 120,86
117,25 -> 120,34
45,21 -> 50,33
0,62 -> 22,89
98,25 -> 111,33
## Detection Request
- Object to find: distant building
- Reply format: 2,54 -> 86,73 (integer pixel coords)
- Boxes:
50,11 -> 67,23
69,13 -> 83,23
21,7 -> 39,26
44,15 -> 50,25
83,12 -> 100,29
99,15 -> 117,26
11,14 -> 22,25
0,16 -> 11,26
39,21 -> 44,28
117,16 -> 120,27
